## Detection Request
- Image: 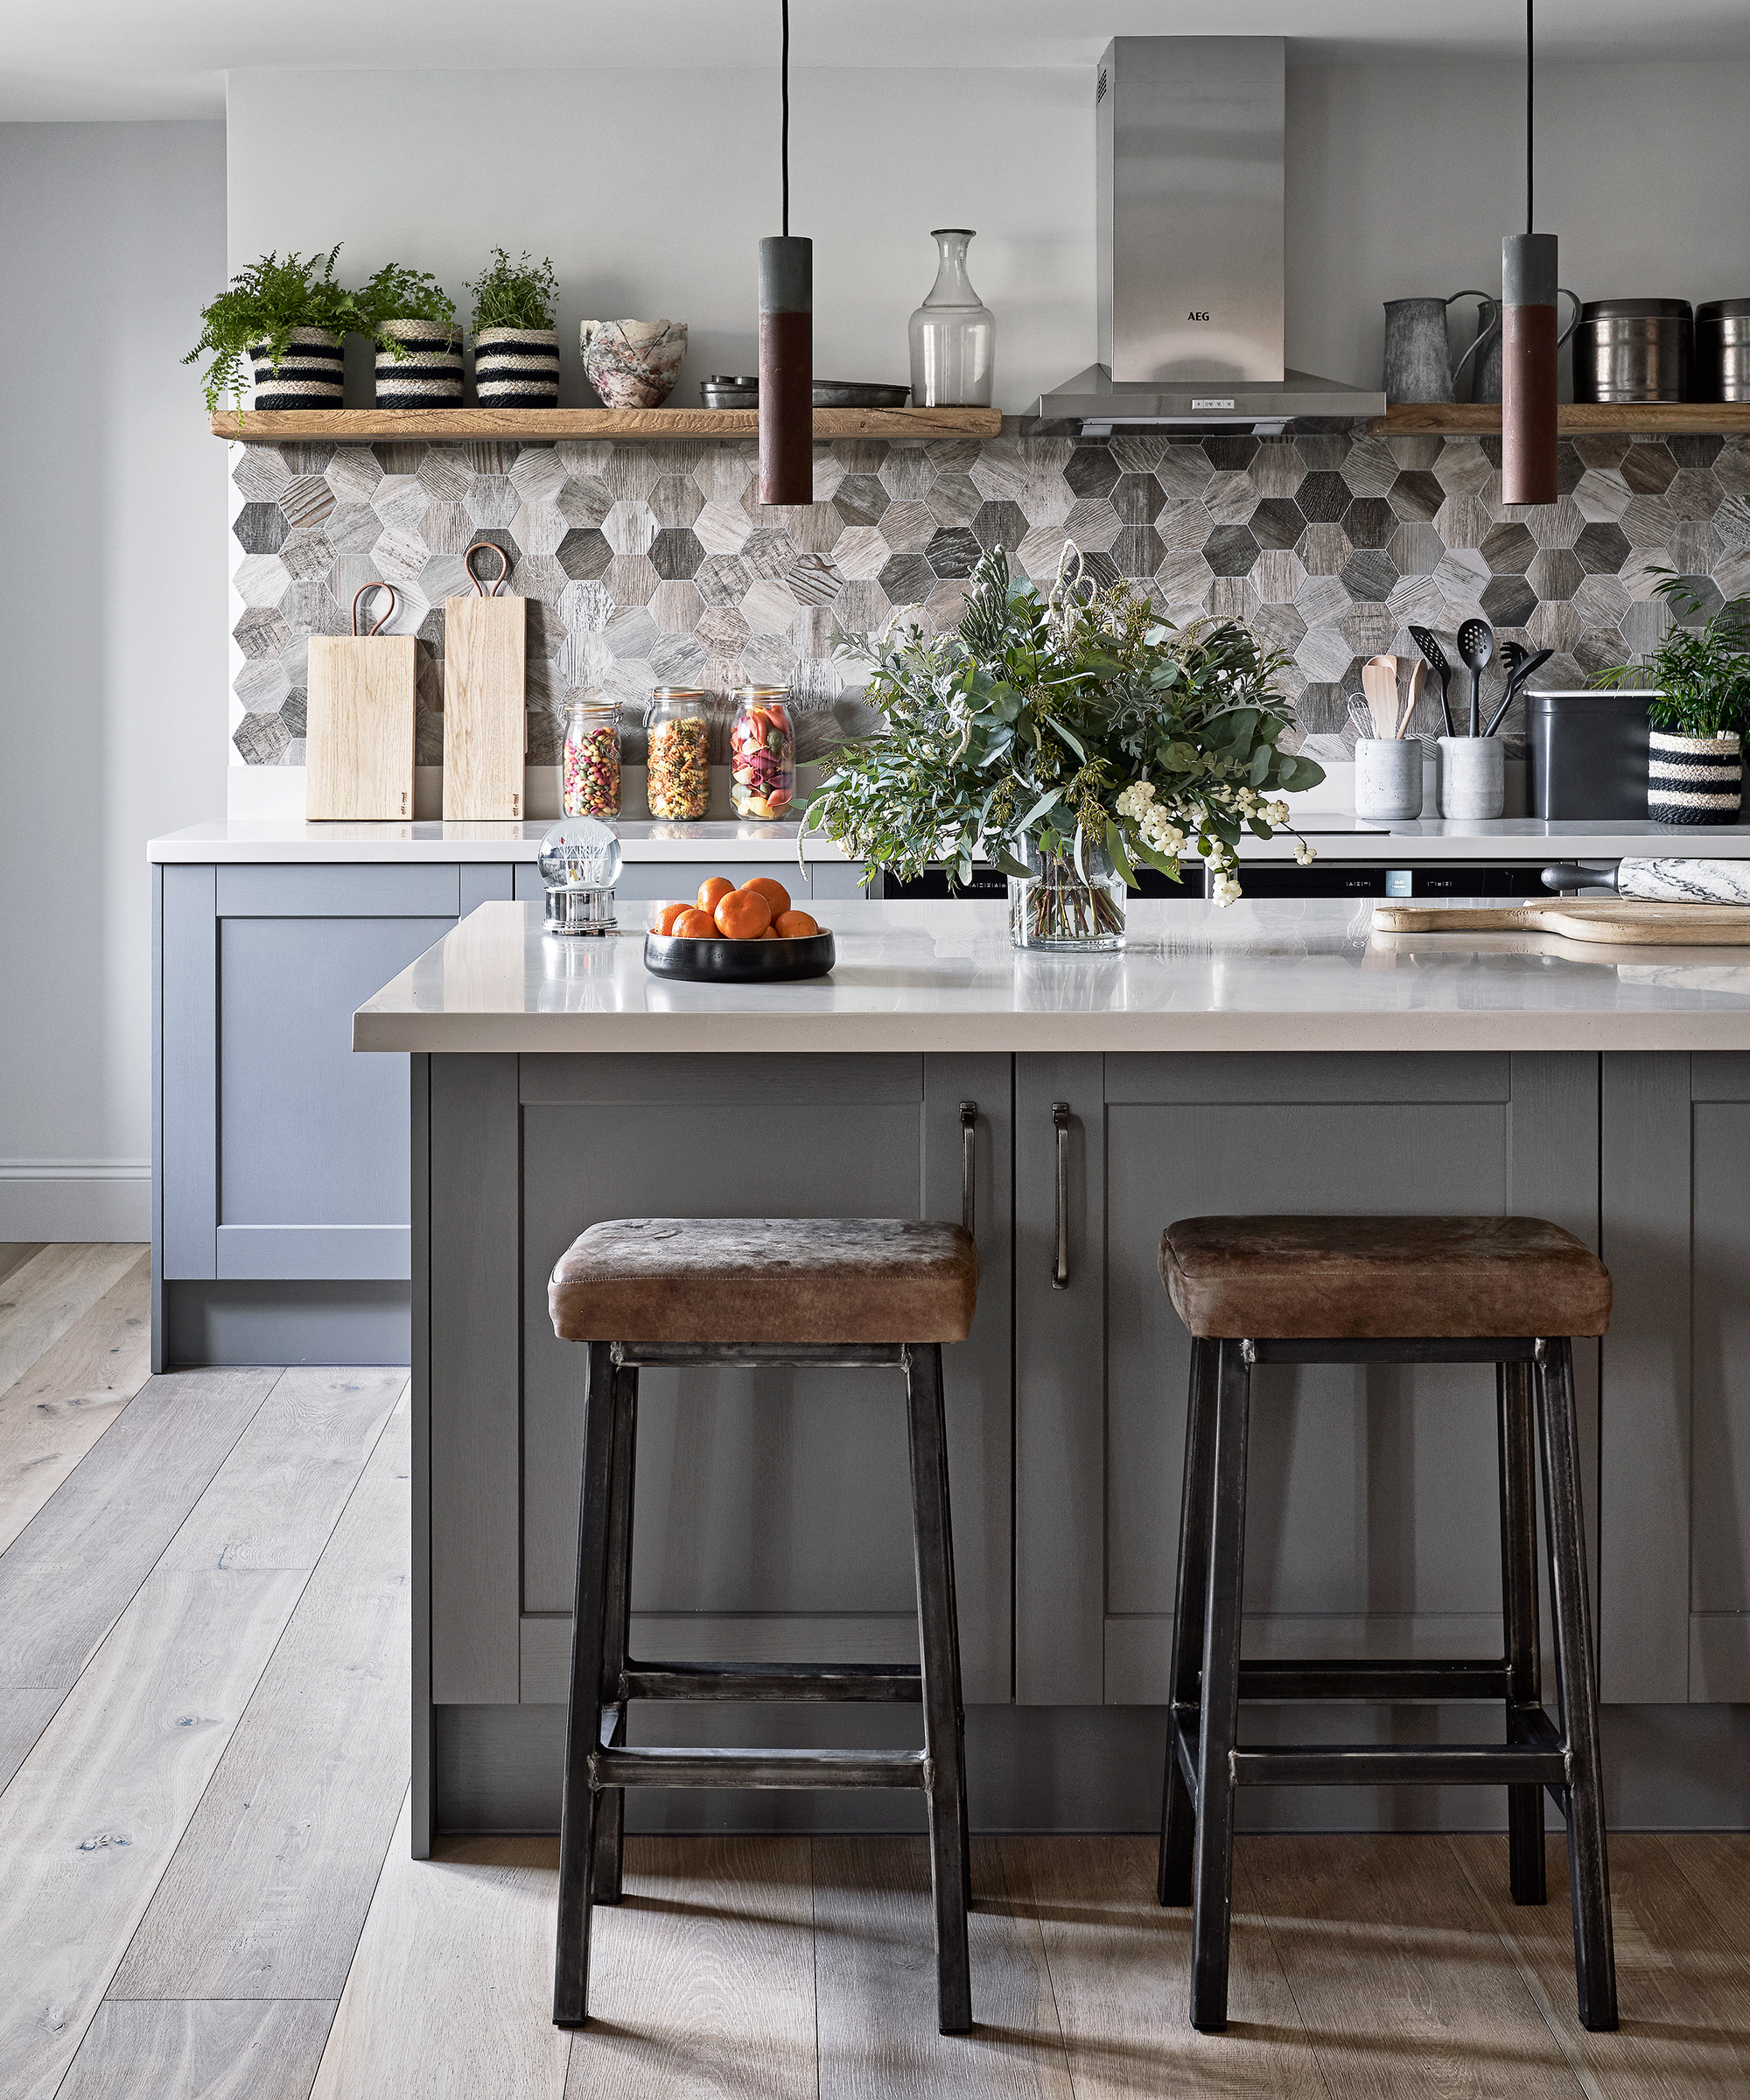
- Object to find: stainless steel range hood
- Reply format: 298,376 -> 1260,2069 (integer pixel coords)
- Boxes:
1039,37 -> 1384,432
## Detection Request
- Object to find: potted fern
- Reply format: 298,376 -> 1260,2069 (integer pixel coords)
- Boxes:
468,249 -> 560,408
805,547 -> 1322,950
1594,570 -> 1750,822
186,246 -> 365,416
361,263 -> 462,409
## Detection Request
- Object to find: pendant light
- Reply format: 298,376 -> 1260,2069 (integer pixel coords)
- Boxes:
759,0 -> 812,505
1501,0 -> 1558,505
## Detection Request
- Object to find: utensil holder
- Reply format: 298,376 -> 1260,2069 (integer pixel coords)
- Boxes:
1438,736 -> 1505,821
1354,739 -> 1423,821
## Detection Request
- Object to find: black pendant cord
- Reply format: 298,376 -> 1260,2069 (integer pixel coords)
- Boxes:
1526,0 -> 1534,236
781,0 -> 790,239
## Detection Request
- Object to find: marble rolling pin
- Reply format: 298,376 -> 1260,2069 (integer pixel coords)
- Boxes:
1539,859 -> 1750,903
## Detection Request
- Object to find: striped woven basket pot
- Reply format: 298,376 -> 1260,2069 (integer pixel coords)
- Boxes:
473,326 -> 560,407
374,318 -> 464,408
248,327 -> 345,410
1648,728 -> 1743,825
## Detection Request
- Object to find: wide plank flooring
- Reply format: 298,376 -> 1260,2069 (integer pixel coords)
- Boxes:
2,1250 -> 1749,2097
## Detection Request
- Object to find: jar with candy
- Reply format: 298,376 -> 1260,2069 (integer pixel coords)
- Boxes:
730,684 -> 795,820
644,687 -> 710,820
561,696 -> 621,819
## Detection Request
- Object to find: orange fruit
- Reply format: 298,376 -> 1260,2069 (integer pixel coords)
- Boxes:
656,901 -> 690,935
697,875 -> 736,914
673,907 -> 718,939
774,909 -> 819,940
714,889 -> 773,940
760,928 -> 780,939
741,876 -> 792,918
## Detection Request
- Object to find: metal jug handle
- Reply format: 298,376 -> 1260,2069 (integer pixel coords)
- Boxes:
1451,291 -> 1500,388
1556,289 -> 1583,350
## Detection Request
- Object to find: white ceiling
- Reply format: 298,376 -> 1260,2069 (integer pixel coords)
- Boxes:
6,1 -> 1748,122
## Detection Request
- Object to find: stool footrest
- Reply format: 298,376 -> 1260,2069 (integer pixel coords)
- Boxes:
1172,1704 -> 1570,1791
624,1660 -> 922,1703
592,1745 -> 929,1790
1236,1657 -> 1511,1701
612,1342 -> 908,1369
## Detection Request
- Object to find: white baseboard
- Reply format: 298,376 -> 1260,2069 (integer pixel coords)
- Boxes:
0,1162 -> 151,1241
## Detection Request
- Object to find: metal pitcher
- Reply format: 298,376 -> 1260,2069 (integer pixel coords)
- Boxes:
1472,289 -> 1582,403
1382,290 -> 1494,403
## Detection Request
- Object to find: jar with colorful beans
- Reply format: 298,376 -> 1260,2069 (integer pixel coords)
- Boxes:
644,687 -> 710,820
730,684 -> 795,821
562,696 -> 621,819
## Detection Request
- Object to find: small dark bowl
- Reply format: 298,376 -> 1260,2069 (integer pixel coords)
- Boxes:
644,931 -> 836,983
812,381 -> 911,407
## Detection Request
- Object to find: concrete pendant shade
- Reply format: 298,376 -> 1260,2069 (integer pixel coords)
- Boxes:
759,234 -> 813,507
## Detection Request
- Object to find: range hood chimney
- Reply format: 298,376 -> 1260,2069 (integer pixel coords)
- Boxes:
1039,37 -> 1384,431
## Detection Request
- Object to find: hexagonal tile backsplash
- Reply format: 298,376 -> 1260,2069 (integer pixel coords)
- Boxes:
230,424 -> 1750,766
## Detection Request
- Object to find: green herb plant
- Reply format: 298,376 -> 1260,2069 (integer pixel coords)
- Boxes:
360,263 -> 459,353
1593,568 -> 1750,737
185,246 -> 367,413
804,544 -> 1324,928
467,249 -> 558,333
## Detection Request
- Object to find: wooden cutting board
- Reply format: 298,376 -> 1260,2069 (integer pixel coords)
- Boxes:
443,544 -> 526,821
1374,900 -> 1750,946
304,633 -> 416,821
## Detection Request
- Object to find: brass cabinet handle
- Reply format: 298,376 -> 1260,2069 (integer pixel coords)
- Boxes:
1052,1101 -> 1070,1290
959,1100 -> 977,1238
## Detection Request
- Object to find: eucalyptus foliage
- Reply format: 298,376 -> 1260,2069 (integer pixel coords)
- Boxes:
185,247 -> 367,412
468,248 -> 557,332
1593,568 -> 1750,736
804,547 -> 1323,900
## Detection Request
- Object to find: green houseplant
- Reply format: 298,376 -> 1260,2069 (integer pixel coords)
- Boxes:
1594,568 -> 1750,823
804,546 -> 1323,948
186,246 -> 366,414
467,249 -> 561,408
360,263 -> 462,409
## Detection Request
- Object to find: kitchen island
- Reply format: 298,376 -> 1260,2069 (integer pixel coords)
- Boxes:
354,896 -> 1750,1853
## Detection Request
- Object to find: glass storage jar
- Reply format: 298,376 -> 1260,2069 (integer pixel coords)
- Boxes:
644,687 -> 711,819
562,696 -> 621,818
730,685 -> 796,820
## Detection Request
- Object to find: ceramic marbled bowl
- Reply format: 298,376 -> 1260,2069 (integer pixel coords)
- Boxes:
581,319 -> 688,409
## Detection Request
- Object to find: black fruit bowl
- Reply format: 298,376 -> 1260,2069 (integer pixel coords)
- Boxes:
643,931 -> 836,983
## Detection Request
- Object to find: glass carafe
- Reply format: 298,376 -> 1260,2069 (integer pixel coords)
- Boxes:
644,687 -> 710,819
908,229 -> 995,409
562,696 -> 621,818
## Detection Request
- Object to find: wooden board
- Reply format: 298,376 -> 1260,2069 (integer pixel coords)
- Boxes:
443,594 -> 526,821
305,636 -> 416,822
211,406 -> 1004,442
1376,899 -> 1750,946
57,2000 -> 338,2100
1371,402 -> 1750,436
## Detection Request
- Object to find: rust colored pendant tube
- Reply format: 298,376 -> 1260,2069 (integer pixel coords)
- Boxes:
1502,233 -> 1559,506
759,235 -> 812,506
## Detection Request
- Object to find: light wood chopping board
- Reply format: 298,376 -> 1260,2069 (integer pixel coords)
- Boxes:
443,542 -> 526,821
304,584 -> 416,821
1375,900 -> 1750,946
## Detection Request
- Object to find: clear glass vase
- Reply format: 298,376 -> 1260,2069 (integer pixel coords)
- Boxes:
1008,844 -> 1126,952
908,229 -> 995,409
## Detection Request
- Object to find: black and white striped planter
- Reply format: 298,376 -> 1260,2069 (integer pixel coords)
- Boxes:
374,318 -> 463,408
473,326 -> 560,408
248,327 -> 345,410
1648,728 -> 1743,824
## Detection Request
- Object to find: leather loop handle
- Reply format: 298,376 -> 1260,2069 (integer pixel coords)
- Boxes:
466,540 -> 511,597
352,581 -> 398,636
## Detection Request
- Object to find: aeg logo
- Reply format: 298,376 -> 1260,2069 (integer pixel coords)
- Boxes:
1187,312 -> 1211,321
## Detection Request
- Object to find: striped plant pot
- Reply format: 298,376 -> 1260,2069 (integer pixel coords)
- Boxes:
473,326 -> 560,408
1648,728 -> 1743,824
248,327 -> 345,410
374,318 -> 463,408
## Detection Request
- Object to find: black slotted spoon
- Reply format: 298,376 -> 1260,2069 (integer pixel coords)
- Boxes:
1456,618 -> 1494,738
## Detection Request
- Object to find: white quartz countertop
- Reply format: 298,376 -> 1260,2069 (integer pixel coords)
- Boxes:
151,815 -> 1750,867
352,899 -> 1750,1055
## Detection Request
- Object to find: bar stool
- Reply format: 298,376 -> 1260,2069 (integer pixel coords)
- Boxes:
1157,1214 -> 1618,2035
545,1214 -> 977,2034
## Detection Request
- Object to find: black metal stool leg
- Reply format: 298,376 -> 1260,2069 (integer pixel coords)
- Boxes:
1161,1336 -> 1220,1907
1497,1360 -> 1546,1905
1189,1339 -> 1252,2034
1537,1339 -> 1618,2033
905,1341 -> 973,2035
592,1364 -> 639,1906
553,1340 -> 618,2027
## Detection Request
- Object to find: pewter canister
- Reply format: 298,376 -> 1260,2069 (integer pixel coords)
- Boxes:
1696,299 -> 1750,402
1572,298 -> 1691,403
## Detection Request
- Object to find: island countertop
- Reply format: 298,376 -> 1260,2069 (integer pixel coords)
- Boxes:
352,897 -> 1750,1055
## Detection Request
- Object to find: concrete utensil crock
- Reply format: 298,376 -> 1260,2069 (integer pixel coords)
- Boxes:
1439,736 -> 1505,819
1355,739 -> 1424,820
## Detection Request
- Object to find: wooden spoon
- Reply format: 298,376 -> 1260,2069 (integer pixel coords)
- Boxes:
1362,654 -> 1400,738
1397,659 -> 1425,739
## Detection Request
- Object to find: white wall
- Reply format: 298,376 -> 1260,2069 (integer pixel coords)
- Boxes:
0,120 -> 228,1239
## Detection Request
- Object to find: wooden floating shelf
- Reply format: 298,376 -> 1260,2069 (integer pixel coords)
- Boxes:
208,405 -> 1004,443
1369,402 -> 1750,437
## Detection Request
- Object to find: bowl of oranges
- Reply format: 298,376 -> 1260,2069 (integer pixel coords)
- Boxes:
644,874 -> 835,983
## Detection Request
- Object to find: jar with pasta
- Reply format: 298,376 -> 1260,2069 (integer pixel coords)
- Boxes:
730,684 -> 795,820
644,687 -> 710,820
561,696 -> 621,819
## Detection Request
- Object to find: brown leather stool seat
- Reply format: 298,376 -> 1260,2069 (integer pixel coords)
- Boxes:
550,1216 -> 978,1345
1161,1214 -> 1612,1341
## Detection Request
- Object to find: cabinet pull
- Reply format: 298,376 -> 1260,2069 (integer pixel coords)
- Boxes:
959,1100 -> 977,1238
1052,1101 -> 1071,1290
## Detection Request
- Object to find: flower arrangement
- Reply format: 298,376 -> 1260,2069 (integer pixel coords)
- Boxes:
804,545 -> 1321,940
1592,567 -> 1750,736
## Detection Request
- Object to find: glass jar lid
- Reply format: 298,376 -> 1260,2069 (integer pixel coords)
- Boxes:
536,817 -> 622,892
732,682 -> 792,700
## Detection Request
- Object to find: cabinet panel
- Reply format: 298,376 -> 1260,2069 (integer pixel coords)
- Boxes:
512,859 -> 802,905
161,864 -> 218,1280
1690,1104 -> 1750,1614
217,862 -> 459,917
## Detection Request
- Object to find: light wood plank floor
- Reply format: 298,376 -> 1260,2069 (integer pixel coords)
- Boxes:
4,1251 -> 1749,2098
